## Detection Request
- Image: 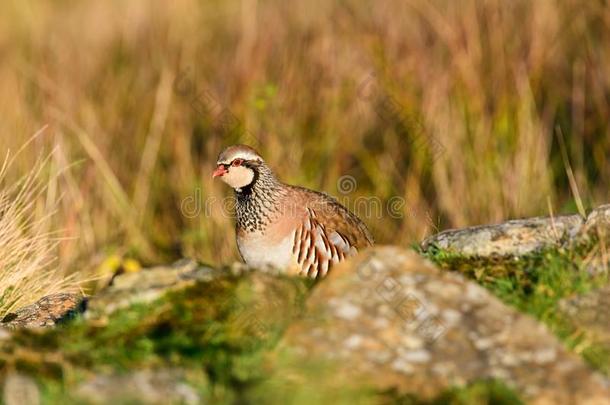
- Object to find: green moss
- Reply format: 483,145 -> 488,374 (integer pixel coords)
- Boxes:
421,242 -> 610,374
243,347 -> 524,405
4,245 -> 604,402
1,273 -> 309,402
387,379 -> 523,405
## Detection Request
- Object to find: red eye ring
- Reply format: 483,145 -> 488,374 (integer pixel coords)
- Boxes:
231,159 -> 243,167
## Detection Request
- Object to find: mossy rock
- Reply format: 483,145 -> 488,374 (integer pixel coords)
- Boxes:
0,271 -> 309,403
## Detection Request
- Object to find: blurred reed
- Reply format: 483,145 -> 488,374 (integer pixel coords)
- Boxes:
0,0 -> 607,274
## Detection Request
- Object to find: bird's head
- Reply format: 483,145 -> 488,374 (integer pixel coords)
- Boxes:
213,144 -> 264,190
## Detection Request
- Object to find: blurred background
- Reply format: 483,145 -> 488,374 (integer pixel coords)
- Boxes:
0,0 -> 608,278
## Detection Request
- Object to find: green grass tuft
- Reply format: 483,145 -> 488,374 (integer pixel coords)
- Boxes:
422,242 -> 610,374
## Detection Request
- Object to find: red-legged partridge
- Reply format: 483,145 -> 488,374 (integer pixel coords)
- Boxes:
213,145 -> 374,278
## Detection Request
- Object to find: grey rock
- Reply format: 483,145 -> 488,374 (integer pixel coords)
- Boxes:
73,370 -> 201,405
281,246 -> 610,404
1,293 -> 84,329
580,204 -> 610,240
86,259 -> 221,318
573,204 -> 609,274
421,214 -> 584,257
3,373 -> 40,405
559,285 -> 610,347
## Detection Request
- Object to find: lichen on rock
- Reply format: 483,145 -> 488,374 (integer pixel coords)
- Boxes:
280,246 -> 610,404
1,206 -> 610,403
0,262 -> 309,403
1,293 -> 85,330
421,214 -> 584,257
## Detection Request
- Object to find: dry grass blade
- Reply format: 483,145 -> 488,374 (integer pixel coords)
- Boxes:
0,151 -> 83,317
555,126 -> 587,219
133,68 -> 174,225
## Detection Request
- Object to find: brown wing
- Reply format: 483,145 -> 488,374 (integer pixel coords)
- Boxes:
290,187 -> 374,279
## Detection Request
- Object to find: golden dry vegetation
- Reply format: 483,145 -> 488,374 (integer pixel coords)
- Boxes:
0,0 -> 608,285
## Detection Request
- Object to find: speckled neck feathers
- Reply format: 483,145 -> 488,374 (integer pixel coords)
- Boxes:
235,163 -> 287,233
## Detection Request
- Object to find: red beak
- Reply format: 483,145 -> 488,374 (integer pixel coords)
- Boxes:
212,165 -> 228,178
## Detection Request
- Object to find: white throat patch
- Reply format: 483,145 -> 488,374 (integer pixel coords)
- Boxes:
221,165 -> 254,189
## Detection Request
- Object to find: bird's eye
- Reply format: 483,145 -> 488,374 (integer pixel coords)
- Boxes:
232,159 -> 243,167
